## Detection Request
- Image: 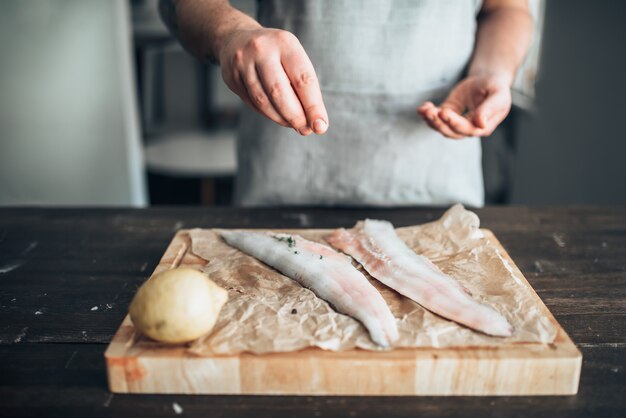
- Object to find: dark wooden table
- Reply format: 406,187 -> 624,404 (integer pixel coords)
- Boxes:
1,206 -> 624,417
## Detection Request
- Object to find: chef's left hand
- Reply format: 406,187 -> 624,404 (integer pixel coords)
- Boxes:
417,73 -> 512,139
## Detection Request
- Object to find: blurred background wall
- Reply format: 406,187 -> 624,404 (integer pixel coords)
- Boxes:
1,0 -> 625,206
0,0 -> 146,206
510,0 -> 626,203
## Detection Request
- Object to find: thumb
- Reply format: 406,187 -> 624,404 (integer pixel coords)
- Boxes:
473,88 -> 510,129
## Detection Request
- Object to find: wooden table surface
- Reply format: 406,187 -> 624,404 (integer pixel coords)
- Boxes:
0,206 -> 624,417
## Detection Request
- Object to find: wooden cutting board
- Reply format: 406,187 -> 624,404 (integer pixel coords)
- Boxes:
105,229 -> 581,396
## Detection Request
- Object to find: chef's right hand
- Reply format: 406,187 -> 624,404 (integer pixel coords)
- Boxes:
218,28 -> 329,136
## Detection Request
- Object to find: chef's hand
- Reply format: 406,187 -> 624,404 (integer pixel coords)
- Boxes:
417,73 -> 512,139
219,28 -> 329,136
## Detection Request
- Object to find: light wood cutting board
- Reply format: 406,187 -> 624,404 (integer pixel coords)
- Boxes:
105,229 -> 581,396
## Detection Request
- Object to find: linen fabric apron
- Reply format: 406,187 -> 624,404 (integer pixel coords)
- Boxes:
234,0 -> 484,207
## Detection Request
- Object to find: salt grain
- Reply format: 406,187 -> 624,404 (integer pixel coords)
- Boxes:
172,402 -> 183,414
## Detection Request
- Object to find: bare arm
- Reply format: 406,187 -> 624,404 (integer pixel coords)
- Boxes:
159,0 -> 257,63
418,0 -> 533,138
469,0 -> 533,86
158,0 -> 328,135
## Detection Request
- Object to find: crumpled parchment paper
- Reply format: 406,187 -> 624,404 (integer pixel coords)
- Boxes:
135,205 -> 557,355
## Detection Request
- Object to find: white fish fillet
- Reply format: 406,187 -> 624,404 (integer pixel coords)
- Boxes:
221,230 -> 399,347
327,220 -> 513,337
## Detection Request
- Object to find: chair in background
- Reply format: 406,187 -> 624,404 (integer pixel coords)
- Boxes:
144,129 -> 237,205
132,0 -> 246,205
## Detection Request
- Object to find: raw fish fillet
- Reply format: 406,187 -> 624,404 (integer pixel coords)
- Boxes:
327,220 -> 513,337
221,230 -> 399,347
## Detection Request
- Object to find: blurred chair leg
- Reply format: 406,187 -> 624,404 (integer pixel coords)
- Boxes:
200,178 -> 216,206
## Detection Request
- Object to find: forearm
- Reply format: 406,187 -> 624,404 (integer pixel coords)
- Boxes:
469,0 -> 533,86
158,0 -> 260,63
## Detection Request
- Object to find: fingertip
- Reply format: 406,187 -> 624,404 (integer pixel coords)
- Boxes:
424,107 -> 439,122
418,102 -> 432,111
474,113 -> 489,129
440,108 -> 462,125
438,108 -> 452,123
312,118 -> 328,134
298,127 -> 313,136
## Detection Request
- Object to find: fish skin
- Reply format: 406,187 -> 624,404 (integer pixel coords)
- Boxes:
220,230 -> 399,347
326,220 -> 514,338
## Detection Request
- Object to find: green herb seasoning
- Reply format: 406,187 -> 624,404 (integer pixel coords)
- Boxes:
273,235 -> 296,248
319,255 -> 323,260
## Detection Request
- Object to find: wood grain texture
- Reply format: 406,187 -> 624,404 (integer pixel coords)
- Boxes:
1,206 -> 624,416
105,229 -> 581,396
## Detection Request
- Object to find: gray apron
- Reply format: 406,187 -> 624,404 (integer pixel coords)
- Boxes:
235,0 -> 484,207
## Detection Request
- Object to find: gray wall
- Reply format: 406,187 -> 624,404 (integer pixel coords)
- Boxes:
0,0 -> 146,206
511,0 -> 626,204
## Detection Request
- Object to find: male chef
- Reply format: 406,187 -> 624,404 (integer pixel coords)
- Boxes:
160,0 -> 532,206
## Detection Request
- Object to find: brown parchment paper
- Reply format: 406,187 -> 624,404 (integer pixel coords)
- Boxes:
136,205 -> 557,355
